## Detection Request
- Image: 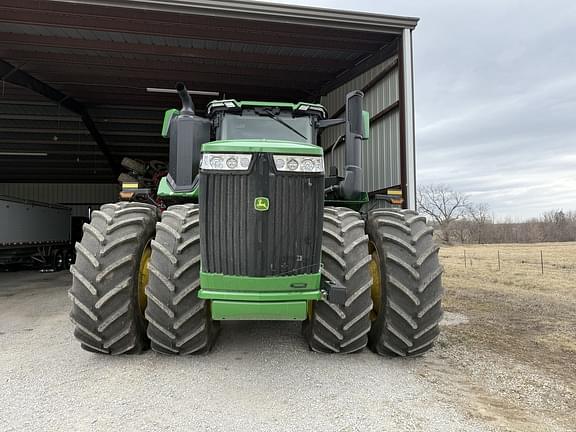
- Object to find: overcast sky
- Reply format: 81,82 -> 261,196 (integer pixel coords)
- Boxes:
260,0 -> 576,219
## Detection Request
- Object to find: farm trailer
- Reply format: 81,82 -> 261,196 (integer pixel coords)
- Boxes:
0,195 -> 75,271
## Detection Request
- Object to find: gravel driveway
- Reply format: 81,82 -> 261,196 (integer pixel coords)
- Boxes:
0,271 -> 536,431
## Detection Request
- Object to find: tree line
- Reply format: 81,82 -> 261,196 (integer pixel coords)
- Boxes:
416,184 -> 576,244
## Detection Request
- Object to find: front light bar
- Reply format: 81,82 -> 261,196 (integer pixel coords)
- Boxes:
201,153 -> 324,173
201,153 -> 252,171
273,155 -> 324,173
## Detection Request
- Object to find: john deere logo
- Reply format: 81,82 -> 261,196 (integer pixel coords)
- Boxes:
254,197 -> 269,211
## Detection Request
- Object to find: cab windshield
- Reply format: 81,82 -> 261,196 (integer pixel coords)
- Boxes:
219,112 -> 314,143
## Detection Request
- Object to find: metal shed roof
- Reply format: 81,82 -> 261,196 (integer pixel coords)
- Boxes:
0,0 -> 418,183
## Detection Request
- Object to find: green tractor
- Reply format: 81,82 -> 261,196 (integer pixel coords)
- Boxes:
69,83 -> 443,356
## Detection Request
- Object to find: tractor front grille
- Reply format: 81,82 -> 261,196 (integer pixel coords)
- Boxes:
199,153 -> 323,277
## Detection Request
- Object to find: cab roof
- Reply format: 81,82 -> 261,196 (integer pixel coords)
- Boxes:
207,99 -> 328,118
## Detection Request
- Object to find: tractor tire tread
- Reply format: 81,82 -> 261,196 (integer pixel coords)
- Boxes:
366,209 -> 443,357
146,203 -> 216,355
306,206 -> 373,354
69,202 -> 158,355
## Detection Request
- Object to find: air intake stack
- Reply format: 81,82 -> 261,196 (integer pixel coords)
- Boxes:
166,82 -> 211,192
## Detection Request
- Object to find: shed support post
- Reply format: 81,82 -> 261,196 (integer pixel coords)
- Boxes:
401,29 -> 417,211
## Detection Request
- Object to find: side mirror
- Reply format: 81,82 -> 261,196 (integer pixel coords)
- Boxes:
346,91 -> 364,138
362,110 -> 370,140
337,90 -> 364,200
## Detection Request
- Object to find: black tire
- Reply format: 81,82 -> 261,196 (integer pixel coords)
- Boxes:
63,248 -> 75,270
121,157 -> 146,175
366,209 -> 443,357
306,207 -> 373,353
69,202 -> 159,355
52,249 -> 64,272
145,204 -> 216,355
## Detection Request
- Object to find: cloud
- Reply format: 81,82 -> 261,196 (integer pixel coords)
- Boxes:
258,0 -> 576,218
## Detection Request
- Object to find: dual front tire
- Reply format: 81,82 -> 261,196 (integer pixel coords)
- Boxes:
70,203 -> 443,357
145,204 -> 216,355
69,202 -> 215,355
365,209 -> 444,356
306,206 -> 444,356
69,202 -> 157,354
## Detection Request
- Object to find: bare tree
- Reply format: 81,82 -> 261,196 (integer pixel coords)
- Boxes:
467,202 -> 491,243
451,218 -> 473,243
542,209 -> 572,242
417,184 -> 469,243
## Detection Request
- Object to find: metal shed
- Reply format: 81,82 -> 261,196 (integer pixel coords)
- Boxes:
0,0 -> 418,209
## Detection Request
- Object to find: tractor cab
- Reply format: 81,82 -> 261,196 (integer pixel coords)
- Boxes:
207,100 -> 327,144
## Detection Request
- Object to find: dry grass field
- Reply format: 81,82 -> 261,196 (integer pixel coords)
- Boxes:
419,242 -> 576,431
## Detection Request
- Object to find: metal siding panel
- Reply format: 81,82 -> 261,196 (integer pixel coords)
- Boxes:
321,59 -> 401,193
0,184 -> 119,213
2,22 -> 355,61
9,1 -> 419,32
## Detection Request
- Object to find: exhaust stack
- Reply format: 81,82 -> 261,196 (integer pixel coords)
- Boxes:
176,82 -> 195,115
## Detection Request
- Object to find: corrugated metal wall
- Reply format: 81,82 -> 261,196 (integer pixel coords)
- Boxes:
0,183 -> 119,217
320,55 -> 400,193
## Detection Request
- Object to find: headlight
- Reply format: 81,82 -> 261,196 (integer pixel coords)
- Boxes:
210,156 -> 224,169
226,156 -> 238,169
286,159 -> 299,171
273,155 -> 324,173
201,153 -> 252,171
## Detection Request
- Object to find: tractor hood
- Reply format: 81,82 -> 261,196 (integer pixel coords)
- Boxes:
201,139 -> 323,156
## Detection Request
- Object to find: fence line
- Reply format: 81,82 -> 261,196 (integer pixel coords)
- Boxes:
446,249 -> 576,274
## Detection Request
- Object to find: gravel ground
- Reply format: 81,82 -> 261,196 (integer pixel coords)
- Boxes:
438,244 -> 576,432
0,270 -> 554,432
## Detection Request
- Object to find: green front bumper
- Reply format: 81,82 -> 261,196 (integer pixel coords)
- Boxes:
211,301 -> 308,321
199,272 -> 322,320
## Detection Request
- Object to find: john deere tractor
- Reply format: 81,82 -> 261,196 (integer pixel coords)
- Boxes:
69,83 -> 443,356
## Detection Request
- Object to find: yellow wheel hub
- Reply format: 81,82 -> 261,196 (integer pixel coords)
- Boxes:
306,300 -> 314,320
368,242 -> 382,321
138,242 -> 151,315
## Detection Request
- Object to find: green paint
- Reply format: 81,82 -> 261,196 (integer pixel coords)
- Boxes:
156,176 -> 198,199
325,192 -> 370,211
199,272 -> 321,292
211,300 -> 307,320
200,272 -> 321,318
202,140 -> 323,156
254,197 -> 269,211
363,110 -> 370,139
162,109 -> 179,138
199,289 -> 321,302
